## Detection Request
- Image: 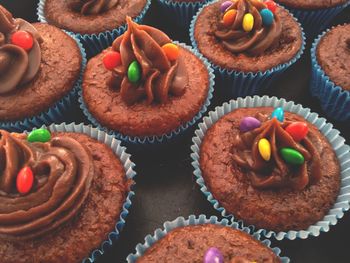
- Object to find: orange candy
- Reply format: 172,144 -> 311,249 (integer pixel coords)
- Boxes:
223,9 -> 237,27
162,43 -> 179,61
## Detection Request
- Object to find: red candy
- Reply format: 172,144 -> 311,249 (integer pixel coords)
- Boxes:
285,122 -> 309,142
16,166 -> 34,195
11,30 -> 34,51
103,51 -> 121,70
265,0 -> 277,14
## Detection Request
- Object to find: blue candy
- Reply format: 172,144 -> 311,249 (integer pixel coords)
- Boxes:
260,8 -> 274,26
271,107 -> 284,122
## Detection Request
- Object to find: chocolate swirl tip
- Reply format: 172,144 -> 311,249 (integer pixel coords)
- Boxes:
0,130 -> 94,241
233,114 -> 321,191
107,16 -> 188,105
215,0 -> 282,56
70,0 -> 119,15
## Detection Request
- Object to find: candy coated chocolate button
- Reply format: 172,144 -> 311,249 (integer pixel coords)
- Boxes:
258,138 -> 271,161
128,60 -> 141,83
265,0 -> 277,14
220,1 -> 233,12
223,9 -> 237,27
204,247 -> 224,263
260,8 -> 274,26
280,148 -> 305,165
27,129 -> 51,143
16,166 -> 34,195
271,107 -> 284,122
240,117 -> 261,132
285,122 -> 309,142
103,51 -> 121,70
162,43 -> 179,61
11,30 -> 34,51
243,13 -> 254,32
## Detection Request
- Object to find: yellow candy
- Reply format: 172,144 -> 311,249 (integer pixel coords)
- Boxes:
223,9 -> 237,27
258,138 -> 271,161
243,13 -> 254,32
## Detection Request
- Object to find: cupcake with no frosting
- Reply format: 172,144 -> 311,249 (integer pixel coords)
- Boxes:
191,96 -> 350,240
80,17 -> 214,144
0,5 -> 85,132
311,24 -> 350,121
190,0 -> 305,98
38,0 -> 151,56
127,215 -> 289,262
275,0 -> 350,36
0,124 -> 136,263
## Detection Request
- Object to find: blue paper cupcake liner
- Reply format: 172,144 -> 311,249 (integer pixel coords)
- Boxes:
310,25 -> 350,121
78,41 -> 215,145
0,33 -> 87,133
126,214 -> 290,262
27,123 -> 136,263
189,0 -> 306,98
156,0 -> 212,28
191,95 -> 350,240
278,1 -> 350,37
37,0 -> 151,57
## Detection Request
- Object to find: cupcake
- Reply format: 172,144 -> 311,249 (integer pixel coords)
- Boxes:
80,17 -> 214,144
127,215 -> 289,262
311,24 -> 350,121
0,5 -> 85,132
190,0 -> 305,97
156,0 -> 212,28
0,123 -> 136,262
38,0 -> 151,56
275,0 -> 350,36
191,96 -> 350,239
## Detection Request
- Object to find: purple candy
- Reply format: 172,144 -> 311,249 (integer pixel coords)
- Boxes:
204,247 -> 224,263
240,117 -> 261,132
220,1 -> 233,13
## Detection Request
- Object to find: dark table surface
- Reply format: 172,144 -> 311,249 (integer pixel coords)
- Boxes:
1,0 -> 350,262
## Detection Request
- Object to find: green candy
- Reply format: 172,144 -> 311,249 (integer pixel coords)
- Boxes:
280,147 -> 304,165
27,128 -> 51,143
127,60 -> 141,83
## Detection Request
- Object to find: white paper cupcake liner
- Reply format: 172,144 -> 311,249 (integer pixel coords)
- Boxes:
126,214 -> 290,262
78,41 -> 215,145
27,123 -> 136,263
191,95 -> 350,240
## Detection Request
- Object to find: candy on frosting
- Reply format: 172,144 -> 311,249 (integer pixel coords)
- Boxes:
215,0 -> 282,55
0,5 -> 42,95
0,130 -> 94,240
106,17 -> 188,105
233,111 -> 321,190
69,0 -> 119,15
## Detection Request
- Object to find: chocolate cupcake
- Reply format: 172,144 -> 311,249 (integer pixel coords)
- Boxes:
156,0 -> 212,28
38,0 -> 151,56
127,215 -> 289,262
0,5 -> 85,132
311,24 -> 350,121
190,0 -> 305,97
191,96 -> 350,240
79,17 -> 214,144
0,123 -> 136,262
275,0 -> 350,36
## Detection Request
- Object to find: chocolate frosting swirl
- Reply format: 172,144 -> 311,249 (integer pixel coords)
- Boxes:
70,0 -> 119,15
0,5 -> 42,95
110,17 -> 188,105
215,0 -> 282,55
0,130 -> 94,241
232,114 -> 321,190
